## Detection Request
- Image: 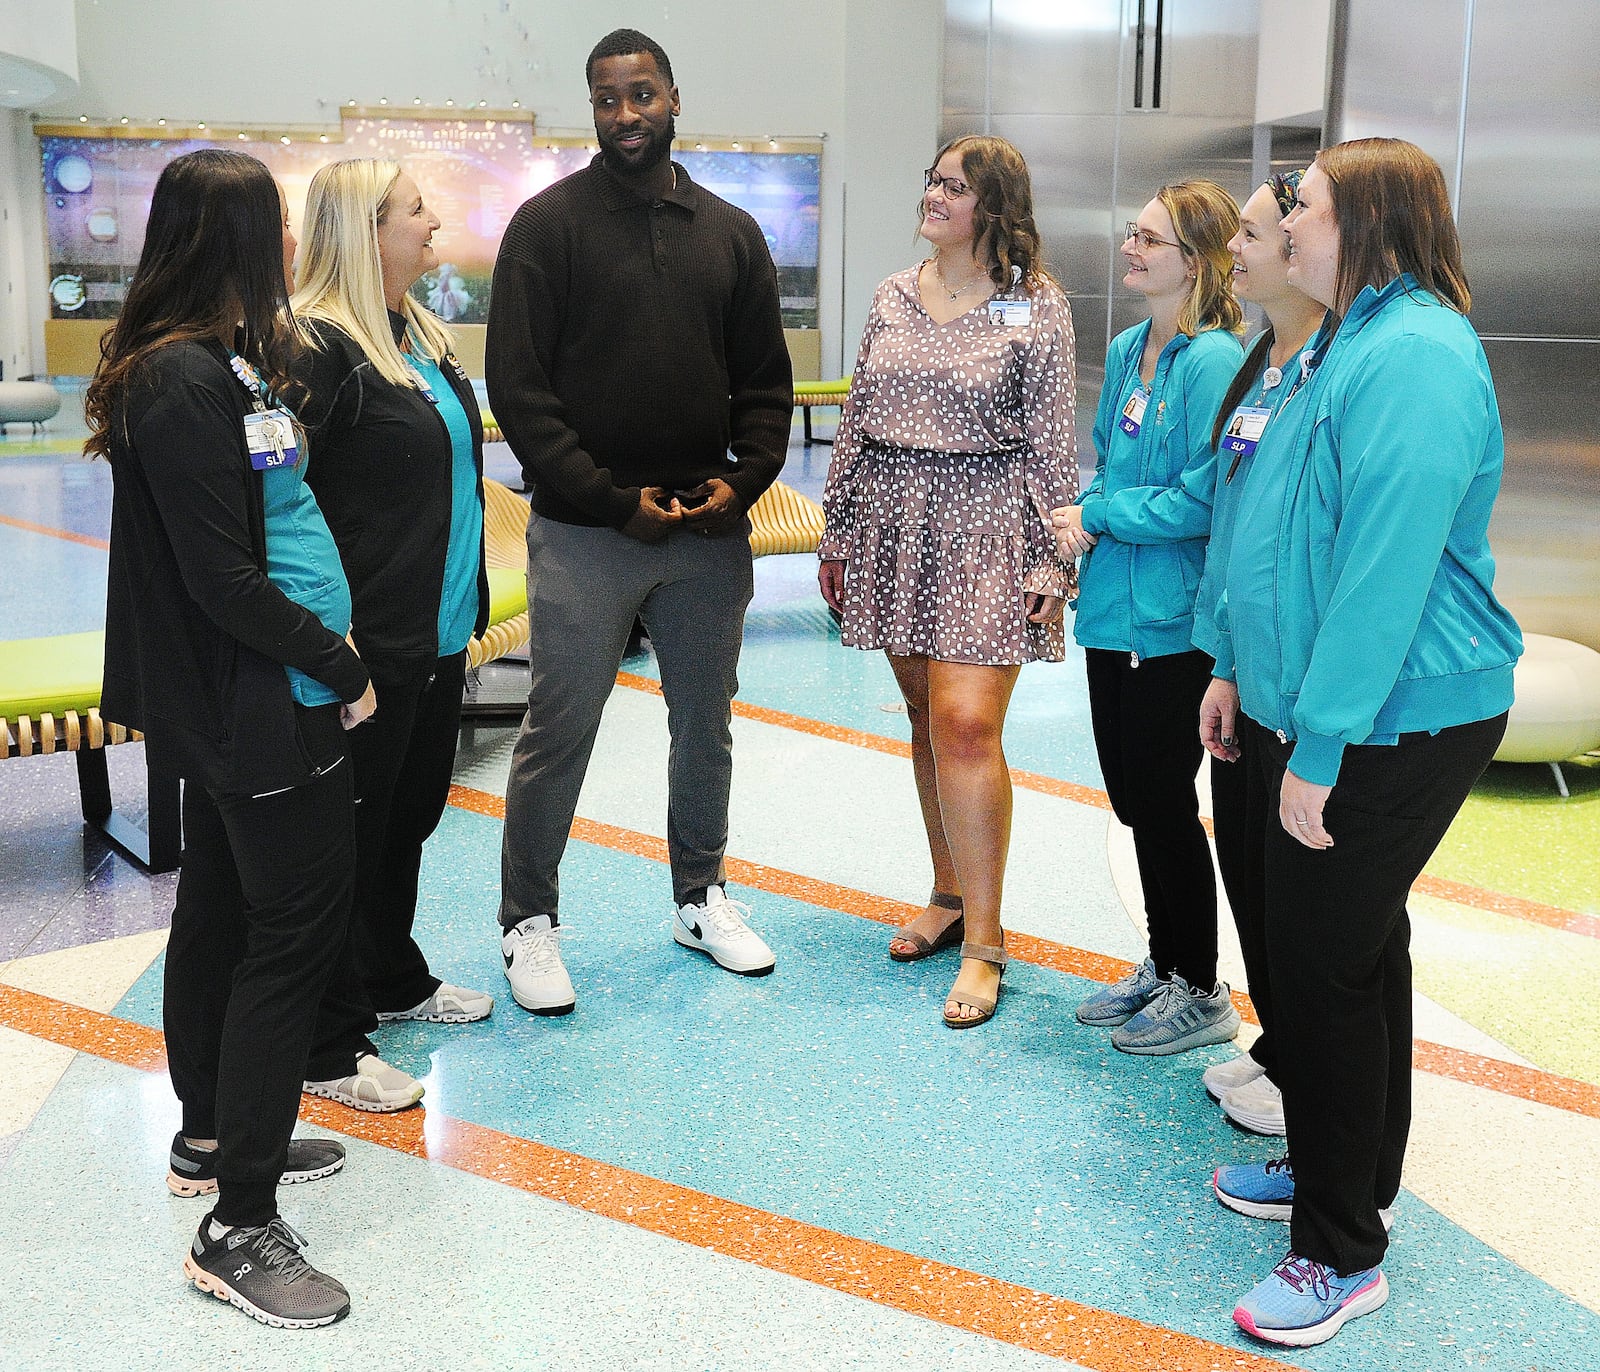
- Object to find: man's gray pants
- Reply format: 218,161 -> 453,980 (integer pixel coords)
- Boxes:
498,513 -> 755,928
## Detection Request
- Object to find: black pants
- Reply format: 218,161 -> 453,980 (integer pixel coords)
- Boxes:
1212,714 -> 1278,1079
343,651 -> 466,1013
1085,647 -> 1218,988
1259,712 -> 1507,1274
163,704 -> 366,1227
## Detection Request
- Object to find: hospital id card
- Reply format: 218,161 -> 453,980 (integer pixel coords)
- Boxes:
1118,388 -> 1148,437
245,409 -> 300,470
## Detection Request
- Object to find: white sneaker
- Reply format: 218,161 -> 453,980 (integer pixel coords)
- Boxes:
376,982 -> 495,1024
673,887 -> 775,976
1222,1072 -> 1287,1136
1204,1051 -> 1267,1102
502,916 -> 576,1016
303,1053 -> 424,1113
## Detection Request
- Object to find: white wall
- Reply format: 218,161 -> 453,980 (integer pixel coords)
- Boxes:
21,0 -> 945,378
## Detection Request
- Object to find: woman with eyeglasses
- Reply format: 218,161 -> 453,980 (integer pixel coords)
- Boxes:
1191,170 -> 1326,1139
1209,138 -> 1519,1348
1052,181 -> 1244,1055
819,135 -> 1077,1027
92,148 -> 368,1326
290,159 -> 493,1058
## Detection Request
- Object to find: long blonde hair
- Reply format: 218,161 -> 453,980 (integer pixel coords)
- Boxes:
292,158 -> 454,388
1157,179 -> 1245,337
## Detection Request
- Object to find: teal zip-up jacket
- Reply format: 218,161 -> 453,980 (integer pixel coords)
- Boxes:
1073,320 -> 1243,659
1190,341 -> 1314,662
1217,276 -> 1522,786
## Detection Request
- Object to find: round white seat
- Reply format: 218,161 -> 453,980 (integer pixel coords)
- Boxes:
0,381 -> 63,429
1495,632 -> 1600,795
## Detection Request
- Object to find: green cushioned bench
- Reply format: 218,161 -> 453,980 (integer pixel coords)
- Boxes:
1,630 -> 180,872
793,377 -> 851,447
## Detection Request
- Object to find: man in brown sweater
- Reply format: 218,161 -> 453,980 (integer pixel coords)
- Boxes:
487,28 -> 793,1016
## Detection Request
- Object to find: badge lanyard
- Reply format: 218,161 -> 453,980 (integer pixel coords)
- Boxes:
229,353 -> 302,471
1223,348 -> 1317,484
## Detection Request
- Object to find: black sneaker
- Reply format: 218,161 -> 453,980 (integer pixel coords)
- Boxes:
184,1213 -> 350,1328
167,1132 -> 347,1197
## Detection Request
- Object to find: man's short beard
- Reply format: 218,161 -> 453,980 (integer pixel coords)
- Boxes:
600,114 -> 677,176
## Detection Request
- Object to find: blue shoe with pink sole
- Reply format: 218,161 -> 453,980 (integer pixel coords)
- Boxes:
1233,1252 -> 1389,1347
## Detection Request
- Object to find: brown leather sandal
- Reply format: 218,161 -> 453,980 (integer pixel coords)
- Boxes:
942,941 -> 1009,1029
889,891 -> 964,963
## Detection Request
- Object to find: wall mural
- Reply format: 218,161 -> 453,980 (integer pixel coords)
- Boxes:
39,114 -> 821,329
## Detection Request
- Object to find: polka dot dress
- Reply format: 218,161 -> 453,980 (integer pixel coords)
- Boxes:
819,266 -> 1079,665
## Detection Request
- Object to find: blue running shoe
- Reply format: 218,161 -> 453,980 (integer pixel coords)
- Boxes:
1214,1156 -> 1295,1219
1075,957 -> 1162,1027
1234,1252 -> 1388,1347
1214,1157 -> 1399,1229
1111,975 -> 1241,1055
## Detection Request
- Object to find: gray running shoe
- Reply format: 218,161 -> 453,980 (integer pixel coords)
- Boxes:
167,1132 -> 346,1197
184,1214 -> 350,1328
1111,975 -> 1241,1055
1075,956 -> 1163,1026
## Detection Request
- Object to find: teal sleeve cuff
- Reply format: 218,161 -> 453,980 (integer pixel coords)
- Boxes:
1288,731 -> 1346,787
1078,494 -> 1108,535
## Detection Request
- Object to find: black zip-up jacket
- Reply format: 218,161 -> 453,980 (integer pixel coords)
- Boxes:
101,338 -> 369,794
293,315 -> 489,674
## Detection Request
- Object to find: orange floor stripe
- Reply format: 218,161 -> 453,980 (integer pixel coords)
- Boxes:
0,512 -> 109,551
613,671 -> 1596,938
449,783 -> 1600,1123
0,983 -> 167,1072
0,981 -> 1300,1372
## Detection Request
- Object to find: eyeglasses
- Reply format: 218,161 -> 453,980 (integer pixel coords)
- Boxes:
1125,221 -> 1184,252
925,168 -> 972,199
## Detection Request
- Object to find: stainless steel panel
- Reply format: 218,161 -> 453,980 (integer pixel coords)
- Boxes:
1158,0 -> 1260,120
1327,0 -> 1466,177
943,0 -> 991,121
988,0 -> 1124,116
987,113 -> 1121,303
1456,0 -> 1600,338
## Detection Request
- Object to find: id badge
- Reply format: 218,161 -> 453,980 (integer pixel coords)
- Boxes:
1118,388 -> 1148,437
244,408 -> 300,471
1221,405 -> 1272,460
987,298 -> 1032,327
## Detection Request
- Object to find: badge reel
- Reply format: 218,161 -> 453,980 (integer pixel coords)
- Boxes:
244,409 -> 300,471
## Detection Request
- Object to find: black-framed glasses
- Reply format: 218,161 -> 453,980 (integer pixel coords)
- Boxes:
1125,221 -> 1184,251
925,168 -> 972,199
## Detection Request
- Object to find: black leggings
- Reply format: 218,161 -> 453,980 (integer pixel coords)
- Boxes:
1085,647 -> 1218,989
1211,714 -> 1278,1078
163,704 -> 364,1226
1259,712 -> 1507,1274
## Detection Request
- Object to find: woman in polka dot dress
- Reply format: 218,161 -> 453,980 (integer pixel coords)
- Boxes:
818,134 -> 1078,1028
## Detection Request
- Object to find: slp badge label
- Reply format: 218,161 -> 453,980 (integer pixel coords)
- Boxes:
1221,405 -> 1272,460
1118,388 -> 1148,437
987,298 -> 1032,327
245,409 -> 300,470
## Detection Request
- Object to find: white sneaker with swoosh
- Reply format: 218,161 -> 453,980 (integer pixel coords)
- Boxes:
673,886 -> 776,976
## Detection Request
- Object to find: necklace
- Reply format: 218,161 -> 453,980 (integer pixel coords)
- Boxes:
932,257 -> 991,301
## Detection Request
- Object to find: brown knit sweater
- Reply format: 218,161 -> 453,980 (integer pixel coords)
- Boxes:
485,156 -> 793,528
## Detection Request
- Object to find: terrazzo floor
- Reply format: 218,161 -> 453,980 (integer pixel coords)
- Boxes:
2,414 -> 1598,1372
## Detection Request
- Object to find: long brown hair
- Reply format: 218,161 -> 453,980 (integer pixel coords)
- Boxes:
85,149 -> 302,460
927,134 -> 1055,292
1157,178 -> 1244,337
1315,137 -> 1470,318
